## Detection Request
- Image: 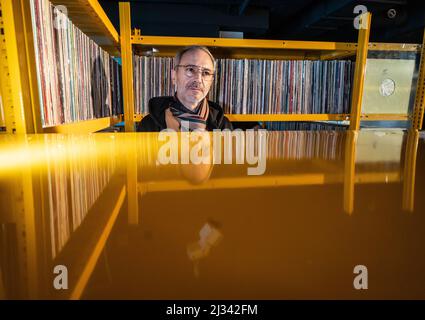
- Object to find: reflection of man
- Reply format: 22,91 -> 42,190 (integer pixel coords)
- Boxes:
137,46 -> 232,132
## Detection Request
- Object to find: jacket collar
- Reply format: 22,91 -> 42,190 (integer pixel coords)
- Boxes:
148,96 -> 223,130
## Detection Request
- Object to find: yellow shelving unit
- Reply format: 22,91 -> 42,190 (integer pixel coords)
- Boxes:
0,0 -> 126,299
0,0 -> 122,134
413,29 -> 425,130
43,116 -> 122,134
119,2 -> 425,132
0,132 -> 127,299
49,0 -> 120,55
0,0 -> 423,299
2,1 -> 423,133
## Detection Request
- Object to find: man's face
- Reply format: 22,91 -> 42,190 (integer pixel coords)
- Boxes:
172,49 -> 215,109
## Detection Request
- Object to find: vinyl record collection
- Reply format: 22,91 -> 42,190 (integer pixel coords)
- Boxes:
134,56 -> 174,115
211,59 -> 354,115
45,136 -> 116,258
265,121 -> 348,131
133,56 -> 354,115
30,0 -> 123,128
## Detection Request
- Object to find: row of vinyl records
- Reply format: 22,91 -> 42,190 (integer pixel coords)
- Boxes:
265,121 -> 348,131
29,0 -> 353,126
133,56 -> 355,115
133,130 -> 345,167
45,136 -> 117,258
30,0 -> 123,127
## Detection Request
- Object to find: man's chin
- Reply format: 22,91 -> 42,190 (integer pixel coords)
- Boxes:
188,94 -> 205,104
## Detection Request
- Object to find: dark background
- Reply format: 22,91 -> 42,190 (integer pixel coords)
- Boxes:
99,0 -> 425,43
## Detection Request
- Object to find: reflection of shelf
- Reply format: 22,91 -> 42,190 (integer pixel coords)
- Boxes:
137,171 -> 401,194
43,116 -> 121,134
51,174 -> 125,299
50,0 -> 120,55
355,171 -> 401,183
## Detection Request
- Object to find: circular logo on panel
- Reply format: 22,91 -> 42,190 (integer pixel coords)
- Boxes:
379,78 -> 396,97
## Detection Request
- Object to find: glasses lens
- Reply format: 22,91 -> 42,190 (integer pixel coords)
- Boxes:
182,65 -> 214,80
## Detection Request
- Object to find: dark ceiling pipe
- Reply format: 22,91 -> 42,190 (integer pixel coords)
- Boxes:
238,0 -> 250,16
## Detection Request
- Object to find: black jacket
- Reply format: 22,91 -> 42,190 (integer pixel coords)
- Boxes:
137,96 -> 233,132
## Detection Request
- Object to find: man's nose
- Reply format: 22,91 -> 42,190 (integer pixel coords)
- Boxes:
194,70 -> 203,81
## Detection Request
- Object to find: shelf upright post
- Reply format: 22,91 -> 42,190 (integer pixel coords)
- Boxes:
0,0 -> 42,134
412,29 -> 425,130
119,2 -> 138,223
349,12 -> 372,130
119,2 -> 135,132
402,129 -> 419,212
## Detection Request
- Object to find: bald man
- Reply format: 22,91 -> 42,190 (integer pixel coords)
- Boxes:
137,46 -> 232,132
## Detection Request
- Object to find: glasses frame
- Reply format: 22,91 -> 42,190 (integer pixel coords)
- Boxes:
175,64 -> 215,81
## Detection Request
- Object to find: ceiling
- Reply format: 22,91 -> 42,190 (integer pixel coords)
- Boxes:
99,0 -> 425,43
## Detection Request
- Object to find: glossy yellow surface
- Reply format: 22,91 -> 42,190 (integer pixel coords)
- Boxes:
0,130 -> 424,299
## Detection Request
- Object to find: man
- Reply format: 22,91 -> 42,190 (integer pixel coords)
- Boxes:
137,46 -> 232,131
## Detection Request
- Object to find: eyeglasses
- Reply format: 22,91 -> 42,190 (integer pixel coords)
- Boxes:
175,64 -> 215,81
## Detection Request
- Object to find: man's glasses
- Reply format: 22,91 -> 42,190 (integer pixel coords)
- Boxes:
175,64 -> 215,81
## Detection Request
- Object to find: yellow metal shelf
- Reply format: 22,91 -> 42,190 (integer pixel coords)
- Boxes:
42,116 -> 121,134
226,114 -> 350,122
361,114 -> 410,121
131,34 -> 357,60
131,34 -> 356,51
413,30 -> 425,130
131,35 -> 419,60
349,12 -> 371,130
368,43 -> 421,52
134,113 -> 411,122
120,5 -> 424,131
50,0 -> 120,55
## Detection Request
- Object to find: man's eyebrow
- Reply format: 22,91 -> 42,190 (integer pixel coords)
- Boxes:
185,64 -> 213,71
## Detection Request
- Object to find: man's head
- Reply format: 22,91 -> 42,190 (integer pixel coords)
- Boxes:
172,46 -> 215,110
